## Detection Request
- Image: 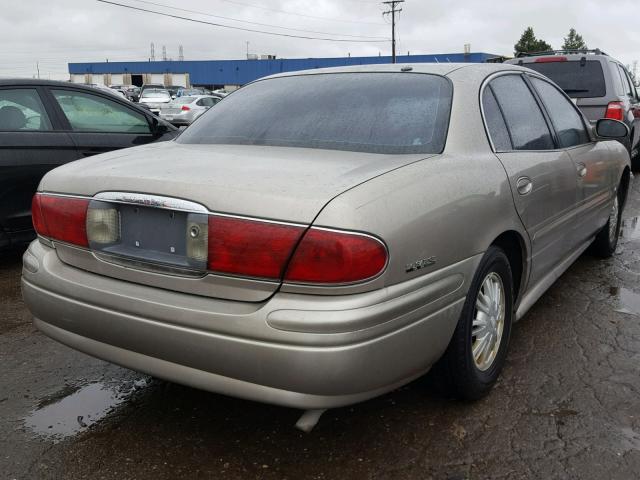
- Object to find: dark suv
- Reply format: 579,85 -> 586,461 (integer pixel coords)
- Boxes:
0,79 -> 177,250
506,50 -> 640,170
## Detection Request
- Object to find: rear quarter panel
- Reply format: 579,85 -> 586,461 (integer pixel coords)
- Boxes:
304,152 -> 527,293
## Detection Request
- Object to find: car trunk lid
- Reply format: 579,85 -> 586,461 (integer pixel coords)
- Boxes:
40,142 -> 433,301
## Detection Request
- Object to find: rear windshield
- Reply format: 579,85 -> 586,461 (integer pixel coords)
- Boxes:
173,97 -> 197,104
177,73 -> 453,154
524,60 -> 606,98
142,89 -> 170,98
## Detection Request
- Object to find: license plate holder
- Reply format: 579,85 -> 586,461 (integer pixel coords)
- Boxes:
94,204 -> 208,272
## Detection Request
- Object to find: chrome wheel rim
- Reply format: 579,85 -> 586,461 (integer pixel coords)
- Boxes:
472,272 -> 505,371
608,195 -> 619,244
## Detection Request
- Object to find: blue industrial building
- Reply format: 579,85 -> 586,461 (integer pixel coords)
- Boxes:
68,52 -> 499,88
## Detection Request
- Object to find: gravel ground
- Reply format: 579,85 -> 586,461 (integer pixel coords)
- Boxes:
1,179 -> 639,480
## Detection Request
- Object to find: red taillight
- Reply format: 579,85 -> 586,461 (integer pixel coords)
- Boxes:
31,194 -> 48,237
284,228 -> 387,284
605,101 -> 625,121
534,56 -> 567,63
207,216 -> 304,279
206,215 -> 387,284
32,193 -> 89,247
181,105 -> 191,111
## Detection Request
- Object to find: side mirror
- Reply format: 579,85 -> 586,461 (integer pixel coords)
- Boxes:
596,118 -> 629,139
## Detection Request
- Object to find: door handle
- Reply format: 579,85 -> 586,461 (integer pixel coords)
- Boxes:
516,176 -> 533,196
577,163 -> 587,178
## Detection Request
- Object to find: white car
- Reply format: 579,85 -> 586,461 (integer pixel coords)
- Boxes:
138,89 -> 172,114
159,95 -> 222,126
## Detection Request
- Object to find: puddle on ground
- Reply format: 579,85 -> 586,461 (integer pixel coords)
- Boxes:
620,217 -> 640,241
24,379 -> 148,440
609,286 -> 640,316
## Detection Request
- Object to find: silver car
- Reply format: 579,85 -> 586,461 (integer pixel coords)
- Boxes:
159,95 -> 222,126
22,64 -> 631,422
138,88 -> 171,115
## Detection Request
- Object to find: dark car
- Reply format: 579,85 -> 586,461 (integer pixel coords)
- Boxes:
506,49 -> 640,170
0,79 -> 178,250
165,86 -> 182,98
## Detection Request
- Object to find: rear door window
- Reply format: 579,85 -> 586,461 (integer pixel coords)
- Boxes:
52,89 -> 151,133
617,64 -> 636,98
0,89 -> 52,131
610,63 -> 626,96
488,74 -> 555,151
481,87 -> 512,151
524,60 -> 606,98
530,77 -> 591,148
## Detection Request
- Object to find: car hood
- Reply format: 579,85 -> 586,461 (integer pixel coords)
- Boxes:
40,142 -> 434,224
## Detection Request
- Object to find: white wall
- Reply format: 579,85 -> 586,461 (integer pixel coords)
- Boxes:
170,74 -> 188,87
92,74 -> 104,85
110,74 -> 124,85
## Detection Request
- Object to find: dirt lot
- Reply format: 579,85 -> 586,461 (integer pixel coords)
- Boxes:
1,180 -> 639,480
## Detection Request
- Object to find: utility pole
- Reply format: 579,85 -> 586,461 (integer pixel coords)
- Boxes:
382,0 -> 404,63
36,61 -> 40,79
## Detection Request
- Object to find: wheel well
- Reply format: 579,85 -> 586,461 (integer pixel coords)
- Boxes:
491,231 -> 526,302
620,167 -> 631,209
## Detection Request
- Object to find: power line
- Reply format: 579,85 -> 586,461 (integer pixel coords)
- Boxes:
97,0 -> 388,43
128,0 -> 388,39
382,0 -> 404,63
204,0 -> 385,26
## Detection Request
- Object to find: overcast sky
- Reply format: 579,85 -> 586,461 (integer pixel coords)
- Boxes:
1,0 -> 639,80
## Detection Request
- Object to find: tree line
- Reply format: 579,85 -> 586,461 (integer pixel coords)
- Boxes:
514,27 -> 587,55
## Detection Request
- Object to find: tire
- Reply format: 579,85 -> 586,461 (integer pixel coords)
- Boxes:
441,246 -> 514,400
591,188 -> 622,258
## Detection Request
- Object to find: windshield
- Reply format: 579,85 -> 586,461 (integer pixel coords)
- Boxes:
141,89 -> 170,99
524,60 -> 606,98
177,72 -> 452,155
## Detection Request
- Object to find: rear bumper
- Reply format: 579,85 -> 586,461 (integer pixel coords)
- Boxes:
22,241 -> 477,409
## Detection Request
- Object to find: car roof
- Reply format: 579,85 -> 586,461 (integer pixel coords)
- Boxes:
506,54 -> 613,64
0,78 -> 107,90
260,62 -> 532,82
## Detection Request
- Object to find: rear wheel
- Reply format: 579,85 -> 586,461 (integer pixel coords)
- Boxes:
441,246 -> 514,400
591,189 -> 622,258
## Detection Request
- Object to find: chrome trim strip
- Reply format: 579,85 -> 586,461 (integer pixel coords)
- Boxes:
39,192 -> 92,199
93,192 -> 209,214
40,191 -> 308,227
209,211 -> 306,228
